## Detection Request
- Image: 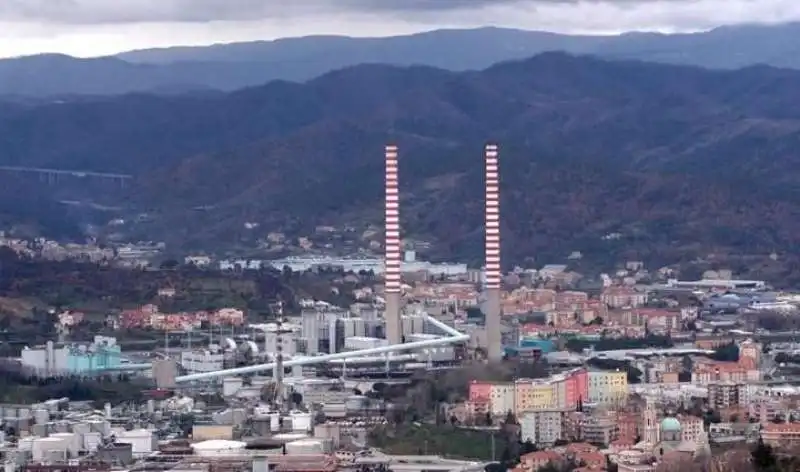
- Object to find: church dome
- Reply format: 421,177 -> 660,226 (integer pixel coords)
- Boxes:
660,417 -> 681,432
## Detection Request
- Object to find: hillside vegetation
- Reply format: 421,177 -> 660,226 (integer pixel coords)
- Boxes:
2,53 -> 800,273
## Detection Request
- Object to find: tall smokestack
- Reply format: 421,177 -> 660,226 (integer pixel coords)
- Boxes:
484,143 -> 503,362
384,144 -> 403,345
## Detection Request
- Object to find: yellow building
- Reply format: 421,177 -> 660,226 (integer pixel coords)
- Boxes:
515,380 -> 557,412
588,370 -> 628,405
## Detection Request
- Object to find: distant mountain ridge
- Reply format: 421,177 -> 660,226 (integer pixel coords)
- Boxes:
2,23 -> 800,97
2,52 -> 800,274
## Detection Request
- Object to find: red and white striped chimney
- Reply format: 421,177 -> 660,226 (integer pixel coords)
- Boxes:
484,143 -> 503,361
484,144 -> 501,290
384,144 -> 403,345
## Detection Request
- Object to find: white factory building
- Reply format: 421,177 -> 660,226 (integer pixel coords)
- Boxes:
220,251 -> 467,277
180,348 -> 226,374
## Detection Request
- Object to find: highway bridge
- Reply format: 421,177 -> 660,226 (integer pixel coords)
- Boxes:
0,165 -> 133,187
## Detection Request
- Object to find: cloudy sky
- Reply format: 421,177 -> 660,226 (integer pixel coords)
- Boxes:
0,0 -> 797,58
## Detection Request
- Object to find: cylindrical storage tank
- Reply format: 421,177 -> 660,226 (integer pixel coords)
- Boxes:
252,456 -> 269,472
116,429 -> 155,456
269,413 -> 280,432
285,439 -> 324,455
32,424 -> 47,437
33,409 -> 49,425
18,436 -> 36,452
290,412 -> 312,432
191,440 -> 246,457
44,449 -> 67,463
83,432 -> 102,452
32,437 -> 66,462
231,408 -> 247,425
88,420 -> 108,435
50,432 -> 80,457
317,437 -> 333,453
223,377 -> 244,397
71,423 -> 90,435
313,423 -> 341,450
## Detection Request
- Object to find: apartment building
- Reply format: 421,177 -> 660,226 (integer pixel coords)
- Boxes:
708,382 -> 749,410
677,414 -> 704,443
692,361 -> 758,384
588,370 -> 629,405
516,381 -> 557,412
469,368 -> 588,415
601,286 -> 648,308
582,414 -> 619,446
761,422 -> 800,448
520,410 -> 564,446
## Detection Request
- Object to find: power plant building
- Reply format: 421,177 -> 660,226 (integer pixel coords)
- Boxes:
21,337 -> 122,376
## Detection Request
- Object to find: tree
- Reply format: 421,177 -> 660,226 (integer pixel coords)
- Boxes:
710,342 -> 739,362
520,439 -> 537,454
499,446 -> 512,466
160,259 -> 179,270
751,438 -> 777,470
290,392 -> 303,407
504,411 -> 518,426
588,316 -> 604,325
774,352 -> 789,364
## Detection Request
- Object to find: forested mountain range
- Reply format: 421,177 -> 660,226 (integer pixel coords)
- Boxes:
2,22 -> 800,96
2,52 -> 800,270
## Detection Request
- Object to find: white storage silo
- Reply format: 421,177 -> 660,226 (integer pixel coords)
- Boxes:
83,432 -> 102,452
116,429 -> 155,456
290,412 -> 312,432
50,432 -> 79,457
33,409 -> 49,425
44,449 -> 66,463
269,412 -> 280,432
223,377 -> 244,397
18,436 -> 36,452
285,439 -> 324,455
71,423 -> 90,435
89,420 -> 110,436
191,439 -> 246,457
252,456 -> 269,472
32,437 -> 67,462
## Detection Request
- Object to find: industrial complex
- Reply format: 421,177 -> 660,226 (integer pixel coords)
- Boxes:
6,143 -> 800,472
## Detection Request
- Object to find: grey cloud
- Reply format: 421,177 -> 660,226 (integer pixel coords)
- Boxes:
0,0 -> 676,24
